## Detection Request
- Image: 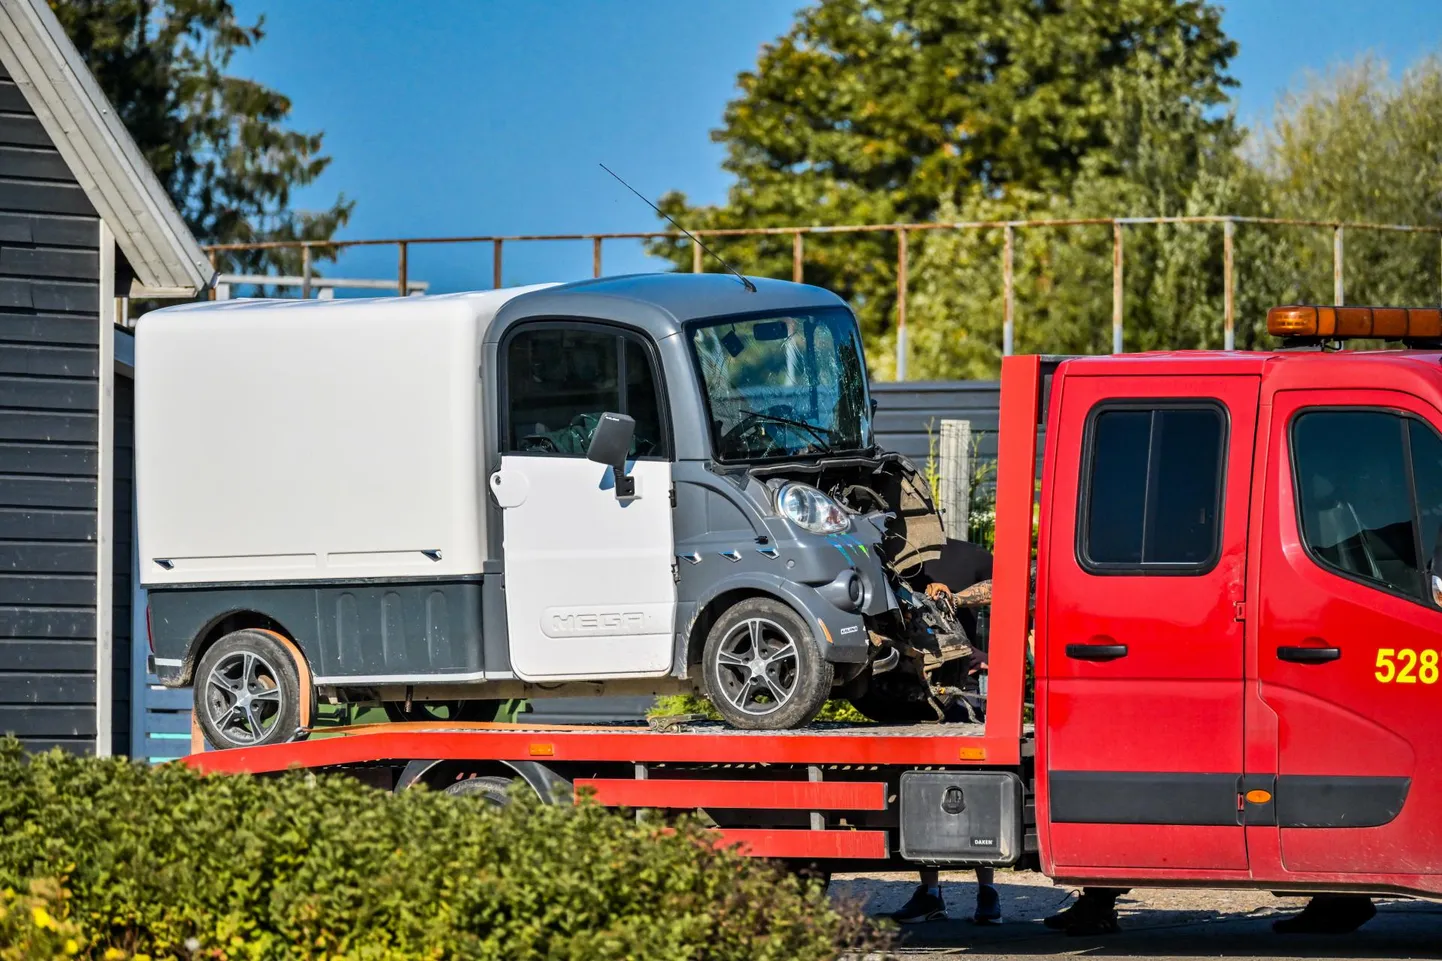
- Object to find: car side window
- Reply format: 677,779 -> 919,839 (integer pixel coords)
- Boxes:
1080,403 -> 1226,572
504,325 -> 667,458
623,338 -> 666,458
1292,410 -> 1422,599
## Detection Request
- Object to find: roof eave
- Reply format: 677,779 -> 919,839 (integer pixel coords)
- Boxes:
0,0 -> 215,297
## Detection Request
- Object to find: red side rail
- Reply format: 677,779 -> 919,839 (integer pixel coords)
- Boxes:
574,777 -> 888,811
714,829 -> 888,859
983,354 -> 1042,765
579,778 -> 892,859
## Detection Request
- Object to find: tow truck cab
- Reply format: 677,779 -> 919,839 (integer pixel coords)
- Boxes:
1036,305 -> 1442,892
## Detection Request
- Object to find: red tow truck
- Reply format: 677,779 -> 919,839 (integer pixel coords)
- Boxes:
187,304 -> 1442,898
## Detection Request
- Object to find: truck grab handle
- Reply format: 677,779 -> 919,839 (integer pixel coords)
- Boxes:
1064,643 -> 1129,661
1276,645 -> 1342,664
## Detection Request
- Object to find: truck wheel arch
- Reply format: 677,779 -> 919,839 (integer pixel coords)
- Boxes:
685,587 -> 777,668
397,758 -> 573,803
685,576 -> 843,667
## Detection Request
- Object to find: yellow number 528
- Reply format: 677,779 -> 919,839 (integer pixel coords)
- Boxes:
1376,648 -> 1440,684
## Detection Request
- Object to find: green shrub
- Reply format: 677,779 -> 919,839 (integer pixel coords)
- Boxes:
648,693 -> 720,720
0,877 -> 88,960
0,739 -> 882,960
648,695 -> 872,724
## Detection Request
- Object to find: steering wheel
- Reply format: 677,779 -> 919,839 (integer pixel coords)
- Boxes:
720,412 -> 785,458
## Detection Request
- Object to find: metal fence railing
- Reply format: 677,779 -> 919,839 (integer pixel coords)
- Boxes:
213,273 -> 429,300
204,215 -> 1442,379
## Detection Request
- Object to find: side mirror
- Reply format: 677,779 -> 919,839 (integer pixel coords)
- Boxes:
586,412 -> 636,497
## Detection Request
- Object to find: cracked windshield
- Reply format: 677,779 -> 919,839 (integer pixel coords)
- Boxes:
690,307 -> 872,461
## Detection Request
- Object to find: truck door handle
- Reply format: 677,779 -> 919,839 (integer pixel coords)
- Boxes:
1065,643 -> 1128,661
1276,645 -> 1341,664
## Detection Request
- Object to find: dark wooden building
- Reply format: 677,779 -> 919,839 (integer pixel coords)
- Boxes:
0,0 -> 212,754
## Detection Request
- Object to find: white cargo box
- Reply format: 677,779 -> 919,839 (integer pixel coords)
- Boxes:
135,288 -> 552,587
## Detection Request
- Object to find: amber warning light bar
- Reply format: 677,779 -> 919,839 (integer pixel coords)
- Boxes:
1268,304 -> 1442,342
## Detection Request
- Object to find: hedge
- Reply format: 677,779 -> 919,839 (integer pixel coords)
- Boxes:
0,740 -> 883,960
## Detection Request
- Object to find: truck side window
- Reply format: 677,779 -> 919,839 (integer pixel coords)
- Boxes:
1410,419 -> 1442,566
504,325 -> 667,458
1080,404 -> 1225,572
1293,410 -> 1422,599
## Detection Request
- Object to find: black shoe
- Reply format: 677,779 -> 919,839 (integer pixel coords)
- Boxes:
1273,895 -> 1376,934
1043,894 -> 1120,935
891,885 -> 948,924
972,883 -> 1001,924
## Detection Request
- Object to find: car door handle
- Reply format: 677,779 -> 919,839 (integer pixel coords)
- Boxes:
1065,643 -> 1128,661
1276,645 -> 1341,664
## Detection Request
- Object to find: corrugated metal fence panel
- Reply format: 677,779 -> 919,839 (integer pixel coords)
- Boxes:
871,380 -> 1002,467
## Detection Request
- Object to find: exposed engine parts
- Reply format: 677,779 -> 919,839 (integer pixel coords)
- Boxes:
754,451 -> 979,722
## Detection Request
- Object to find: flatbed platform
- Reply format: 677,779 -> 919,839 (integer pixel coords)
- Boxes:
185,718 -> 1028,776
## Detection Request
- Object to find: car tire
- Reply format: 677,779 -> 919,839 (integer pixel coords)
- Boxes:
702,597 -> 833,730
194,629 -> 306,750
443,775 -> 517,806
786,860 -> 833,893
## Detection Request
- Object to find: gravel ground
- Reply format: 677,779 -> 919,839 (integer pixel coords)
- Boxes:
831,869 -> 1442,959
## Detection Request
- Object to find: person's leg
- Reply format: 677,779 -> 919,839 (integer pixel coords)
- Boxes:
891,869 -> 947,924
1043,887 -> 1129,934
1272,895 -> 1375,934
972,866 -> 1001,923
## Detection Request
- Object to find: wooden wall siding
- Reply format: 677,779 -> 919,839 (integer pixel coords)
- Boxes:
0,61 -> 103,753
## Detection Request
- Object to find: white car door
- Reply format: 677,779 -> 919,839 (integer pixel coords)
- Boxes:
492,325 -> 676,680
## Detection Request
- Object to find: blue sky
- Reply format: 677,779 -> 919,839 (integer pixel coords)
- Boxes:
230,1 -> 1442,294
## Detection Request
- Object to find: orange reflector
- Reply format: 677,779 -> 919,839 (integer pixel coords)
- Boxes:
1267,304 -> 1442,341
1414,309 -> 1442,338
1336,306 -> 1373,337
959,747 -> 987,761
1374,307 -> 1409,337
817,618 -> 833,644
529,743 -> 555,756
1245,789 -> 1272,804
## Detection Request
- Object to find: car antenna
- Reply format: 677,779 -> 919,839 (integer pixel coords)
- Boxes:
599,163 -> 757,293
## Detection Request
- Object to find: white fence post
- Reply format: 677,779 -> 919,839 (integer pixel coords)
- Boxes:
938,418 -> 972,539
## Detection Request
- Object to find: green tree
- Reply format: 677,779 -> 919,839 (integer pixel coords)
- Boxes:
901,67 -> 1294,378
50,0 -> 352,277
647,0 -> 1237,357
1256,56 -> 1442,310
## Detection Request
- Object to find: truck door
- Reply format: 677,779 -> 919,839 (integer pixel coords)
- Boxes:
1042,373 -> 1259,872
1257,389 -> 1442,877
491,322 -> 676,680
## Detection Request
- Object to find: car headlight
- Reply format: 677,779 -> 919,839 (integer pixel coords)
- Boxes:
776,482 -> 849,534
